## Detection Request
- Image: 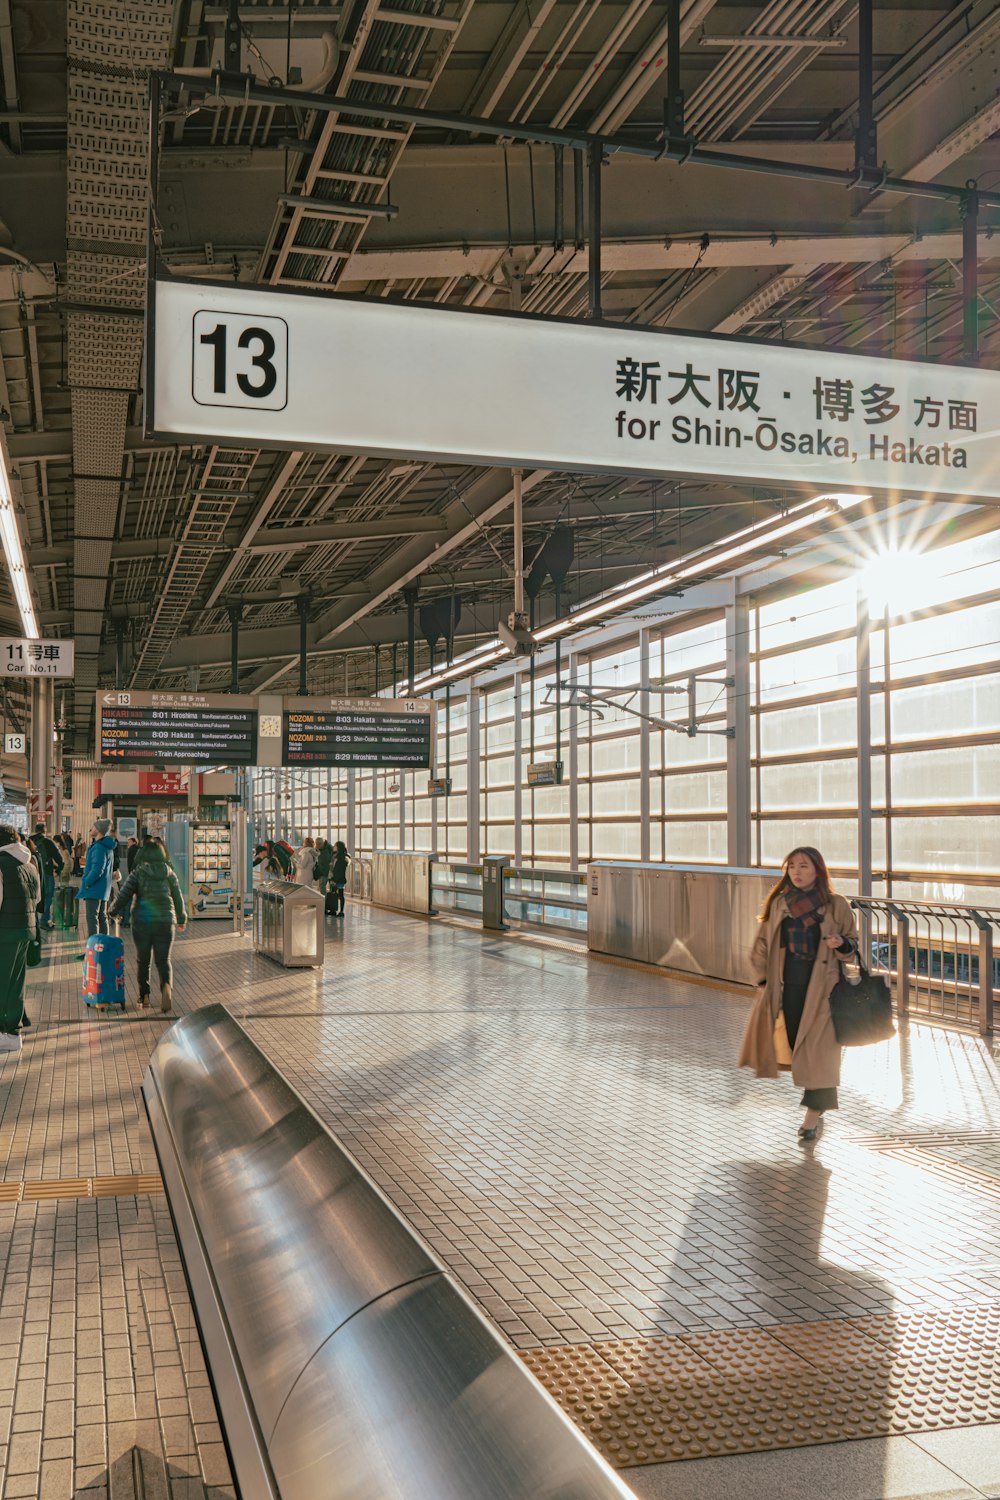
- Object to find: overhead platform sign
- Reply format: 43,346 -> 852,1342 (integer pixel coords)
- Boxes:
98,690 -> 258,766
283,697 -> 434,769
148,275 -> 1000,497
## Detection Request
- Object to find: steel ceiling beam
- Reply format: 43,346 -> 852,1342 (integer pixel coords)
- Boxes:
241,467 -> 549,693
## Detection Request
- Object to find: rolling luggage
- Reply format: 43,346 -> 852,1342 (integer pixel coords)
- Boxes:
83,933 -> 126,1010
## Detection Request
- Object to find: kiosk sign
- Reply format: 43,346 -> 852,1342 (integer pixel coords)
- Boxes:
149,277 -> 1000,498
283,696 -> 434,768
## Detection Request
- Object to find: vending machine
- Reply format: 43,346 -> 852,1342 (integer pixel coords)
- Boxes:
163,818 -> 236,920
188,819 -> 236,919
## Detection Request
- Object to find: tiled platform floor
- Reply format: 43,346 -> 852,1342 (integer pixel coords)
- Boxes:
1,904 -> 999,1499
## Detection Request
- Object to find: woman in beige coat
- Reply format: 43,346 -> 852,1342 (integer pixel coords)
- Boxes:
738,846 -> 857,1141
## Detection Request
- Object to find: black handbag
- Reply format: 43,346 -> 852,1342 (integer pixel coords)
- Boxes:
829,960 -> 895,1046
26,936 -> 42,968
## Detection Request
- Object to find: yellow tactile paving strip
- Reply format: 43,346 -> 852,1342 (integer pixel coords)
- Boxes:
522,1302 -> 1000,1468
0,1171 -> 163,1203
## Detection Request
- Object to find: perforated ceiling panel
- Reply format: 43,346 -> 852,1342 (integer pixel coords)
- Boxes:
66,1 -> 174,746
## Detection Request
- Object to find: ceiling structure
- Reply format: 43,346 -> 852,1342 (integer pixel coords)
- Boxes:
2,0 -> 1000,752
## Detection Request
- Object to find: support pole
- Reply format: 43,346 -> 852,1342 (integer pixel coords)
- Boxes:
227,602 -> 243,694
296,593 -> 309,695
962,180 -> 980,364
587,140 -> 603,321
512,469 -> 525,618
726,584 -> 751,867
403,583 -> 419,691
224,0 -> 243,74
114,621 -> 127,691
553,145 -> 564,250
856,590 -> 873,898
665,0 -> 685,143
573,149 -> 584,250
855,0 -> 877,175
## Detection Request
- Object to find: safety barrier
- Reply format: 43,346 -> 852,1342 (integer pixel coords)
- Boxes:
143,1007 -> 635,1500
852,896 -> 996,1036
370,848 -> 432,914
587,861 -> 780,985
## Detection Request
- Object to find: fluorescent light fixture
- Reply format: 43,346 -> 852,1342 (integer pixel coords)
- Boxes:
534,492 -> 868,642
0,441 -> 38,638
405,490 -> 868,691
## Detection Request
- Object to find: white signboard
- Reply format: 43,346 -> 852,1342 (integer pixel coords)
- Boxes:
3,732 -> 25,754
0,638 -> 75,677
149,276 -> 1000,497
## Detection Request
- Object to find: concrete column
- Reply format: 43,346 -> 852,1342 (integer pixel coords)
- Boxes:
346,768 -> 356,853
726,583 -> 752,866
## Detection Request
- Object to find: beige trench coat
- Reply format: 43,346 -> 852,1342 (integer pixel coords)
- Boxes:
737,891 -> 857,1090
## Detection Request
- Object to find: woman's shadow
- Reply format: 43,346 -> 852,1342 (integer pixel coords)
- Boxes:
589,1157 -> 899,1473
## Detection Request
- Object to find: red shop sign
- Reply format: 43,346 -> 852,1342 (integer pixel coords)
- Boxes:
139,771 -> 186,796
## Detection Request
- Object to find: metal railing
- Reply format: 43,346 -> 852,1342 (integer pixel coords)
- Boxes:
346,857 -> 372,902
852,897 -> 997,1036
504,866 -> 587,936
428,861 -> 587,937
430,862 -> 483,918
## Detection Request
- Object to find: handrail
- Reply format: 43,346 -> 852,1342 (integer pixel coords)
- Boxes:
852,895 -> 996,1036
143,1007 -> 635,1500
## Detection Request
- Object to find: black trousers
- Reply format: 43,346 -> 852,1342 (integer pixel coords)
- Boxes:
0,933 -> 28,1034
133,920 -> 175,994
782,953 -> 838,1112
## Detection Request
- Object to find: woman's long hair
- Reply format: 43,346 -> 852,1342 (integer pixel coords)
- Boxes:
759,846 -> 834,923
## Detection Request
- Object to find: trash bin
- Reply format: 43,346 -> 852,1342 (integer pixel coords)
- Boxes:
252,881 -> 325,968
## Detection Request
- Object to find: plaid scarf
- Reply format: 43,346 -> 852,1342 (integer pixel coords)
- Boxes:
782,885 -> 825,960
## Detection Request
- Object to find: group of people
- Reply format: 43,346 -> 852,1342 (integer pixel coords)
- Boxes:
253,837 -> 351,916
2,825 -> 865,1138
0,818 -> 188,1050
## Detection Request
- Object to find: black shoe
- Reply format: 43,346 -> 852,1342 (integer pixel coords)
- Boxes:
798,1116 -> 823,1142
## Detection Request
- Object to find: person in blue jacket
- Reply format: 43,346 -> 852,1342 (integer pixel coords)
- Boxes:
77,818 -> 116,945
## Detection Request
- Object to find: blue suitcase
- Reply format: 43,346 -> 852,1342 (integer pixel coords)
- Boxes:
83,934 -> 126,1010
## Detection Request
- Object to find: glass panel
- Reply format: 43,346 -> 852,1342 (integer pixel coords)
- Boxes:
663,820 -> 728,863
758,638 -> 857,704
487,791 -> 515,819
590,822 -> 642,859
890,816 -> 1000,874
890,600 -> 1000,679
591,779 -> 642,815
756,577 -> 856,650
590,736 -> 642,775
890,677 -> 1000,741
662,770 -> 727,813
891,745 -> 1000,805
759,819 -> 859,870
758,758 -> 858,810
758,698 -> 857,754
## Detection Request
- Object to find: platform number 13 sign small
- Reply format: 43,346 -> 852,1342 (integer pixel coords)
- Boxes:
192,310 -> 288,411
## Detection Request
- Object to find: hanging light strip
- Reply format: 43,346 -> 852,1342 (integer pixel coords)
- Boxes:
0,437 -> 38,638
403,492 -> 867,695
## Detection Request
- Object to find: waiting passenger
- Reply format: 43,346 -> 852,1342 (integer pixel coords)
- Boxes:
76,819 -> 116,945
738,846 -> 856,1142
0,824 -> 40,1053
327,841 -> 350,917
293,837 -> 318,884
109,837 -> 187,1013
313,837 -> 333,891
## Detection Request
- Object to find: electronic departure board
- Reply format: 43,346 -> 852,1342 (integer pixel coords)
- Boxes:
98,691 -> 258,766
283,696 -> 434,768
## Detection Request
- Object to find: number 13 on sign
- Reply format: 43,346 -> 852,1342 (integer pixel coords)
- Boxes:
191,310 -> 288,411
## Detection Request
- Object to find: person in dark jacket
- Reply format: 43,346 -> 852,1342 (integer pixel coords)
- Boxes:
76,819 -> 117,945
32,823 -> 61,930
313,838 -> 333,889
109,838 -> 187,1013
125,836 -> 140,873
328,841 -> 350,916
0,824 -> 40,1052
